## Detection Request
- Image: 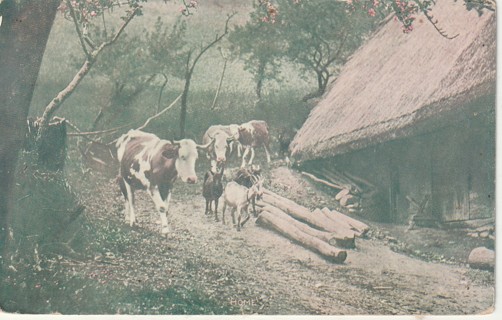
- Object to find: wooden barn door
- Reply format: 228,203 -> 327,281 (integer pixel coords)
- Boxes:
431,127 -> 470,222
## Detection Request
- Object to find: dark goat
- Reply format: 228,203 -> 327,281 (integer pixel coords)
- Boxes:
233,165 -> 262,217
203,166 -> 224,221
277,126 -> 296,166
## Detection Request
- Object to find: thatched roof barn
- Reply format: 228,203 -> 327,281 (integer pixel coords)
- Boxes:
290,0 -> 496,225
290,0 -> 495,161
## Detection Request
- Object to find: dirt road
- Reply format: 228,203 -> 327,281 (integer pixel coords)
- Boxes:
65,165 -> 494,315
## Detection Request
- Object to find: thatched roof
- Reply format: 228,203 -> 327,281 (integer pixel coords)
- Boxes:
290,0 -> 496,161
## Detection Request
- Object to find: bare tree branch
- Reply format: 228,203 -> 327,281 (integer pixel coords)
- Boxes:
66,0 -> 90,58
38,7 -> 140,130
136,93 -> 183,131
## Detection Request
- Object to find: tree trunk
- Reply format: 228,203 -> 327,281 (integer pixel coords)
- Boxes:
322,208 -> 369,236
179,72 -> 192,139
256,211 -> 347,263
260,205 -> 353,248
179,52 -> 193,139
255,60 -> 266,101
0,0 -> 60,258
262,190 -> 357,242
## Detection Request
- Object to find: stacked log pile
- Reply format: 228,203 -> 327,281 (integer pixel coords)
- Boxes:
301,168 -> 379,214
467,225 -> 495,241
255,189 -> 369,264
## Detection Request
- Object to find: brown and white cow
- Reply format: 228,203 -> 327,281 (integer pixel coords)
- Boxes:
203,124 -> 242,162
238,120 -> 271,168
116,129 -> 210,235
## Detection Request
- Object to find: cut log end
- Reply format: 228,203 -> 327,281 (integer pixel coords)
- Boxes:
257,211 -> 348,264
329,250 -> 347,264
328,236 -> 356,249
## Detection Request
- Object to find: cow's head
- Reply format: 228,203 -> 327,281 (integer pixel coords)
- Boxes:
228,124 -> 240,140
171,139 -> 212,184
211,131 -> 233,164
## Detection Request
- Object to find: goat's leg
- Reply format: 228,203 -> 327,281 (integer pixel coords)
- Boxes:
231,207 -> 236,226
252,197 -> 257,217
220,201 -> 225,223
149,187 -> 171,235
241,206 -> 251,226
214,198 -> 219,215
264,144 -> 271,163
205,199 -> 210,215
236,206 -> 242,231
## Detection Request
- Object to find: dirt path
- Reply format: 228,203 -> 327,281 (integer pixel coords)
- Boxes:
68,164 -> 494,315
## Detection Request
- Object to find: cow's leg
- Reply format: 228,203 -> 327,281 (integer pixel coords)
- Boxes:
264,144 -> 271,163
123,181 -> 136,227
149,186 -> 170,234
237,142 -> 242,157
118,177 -> 129,220
205,199 -> 209,215
241,147 -> 250,168
248,147 -> 255,165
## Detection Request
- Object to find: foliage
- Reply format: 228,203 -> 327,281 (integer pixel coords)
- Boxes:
257,0 -> 495,35
231,0 -> 376,100
147,17 -> 190,79
229,3 -> 285,100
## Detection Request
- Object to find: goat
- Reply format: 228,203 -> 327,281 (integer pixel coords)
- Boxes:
202,165 -> 224,221
221,179 -> 263,231
234,165 -> 262,216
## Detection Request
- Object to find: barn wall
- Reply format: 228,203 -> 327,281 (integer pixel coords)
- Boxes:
304,103 -> 495,225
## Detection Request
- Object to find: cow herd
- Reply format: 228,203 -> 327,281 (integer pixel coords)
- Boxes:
115,120 -> 271,236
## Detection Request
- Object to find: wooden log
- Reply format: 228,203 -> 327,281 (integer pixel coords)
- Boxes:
256,210 -> 347,263
325,208 -> 370,236
262,205 -> 354,248
261,190 -> 356,242
340,194 -> 358,207
335,189 -> 350,201
301,172 -> 344,190
319,208 -> 363,238
318,167 -> 364,194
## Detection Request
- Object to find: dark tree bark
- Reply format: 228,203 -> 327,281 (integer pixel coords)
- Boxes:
178,13 -> 235,138
255,59 -> 266,101
0,0 -> 60,258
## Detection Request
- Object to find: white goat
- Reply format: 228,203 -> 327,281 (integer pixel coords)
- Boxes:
221,180 -> 263,231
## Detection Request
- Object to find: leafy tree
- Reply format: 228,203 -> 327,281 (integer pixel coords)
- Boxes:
38,0 -> 146,131
147,12 -> 235,138
234,0 -> 375,101
257,0 -> 495,36
0,0 -> 61,264
0,0 -> 197,258
87,29 -> 156,131
280,0 -> 376,100
229,3 -> 285,101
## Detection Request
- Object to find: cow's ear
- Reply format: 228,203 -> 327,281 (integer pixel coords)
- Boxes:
162,147 -> 178,159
